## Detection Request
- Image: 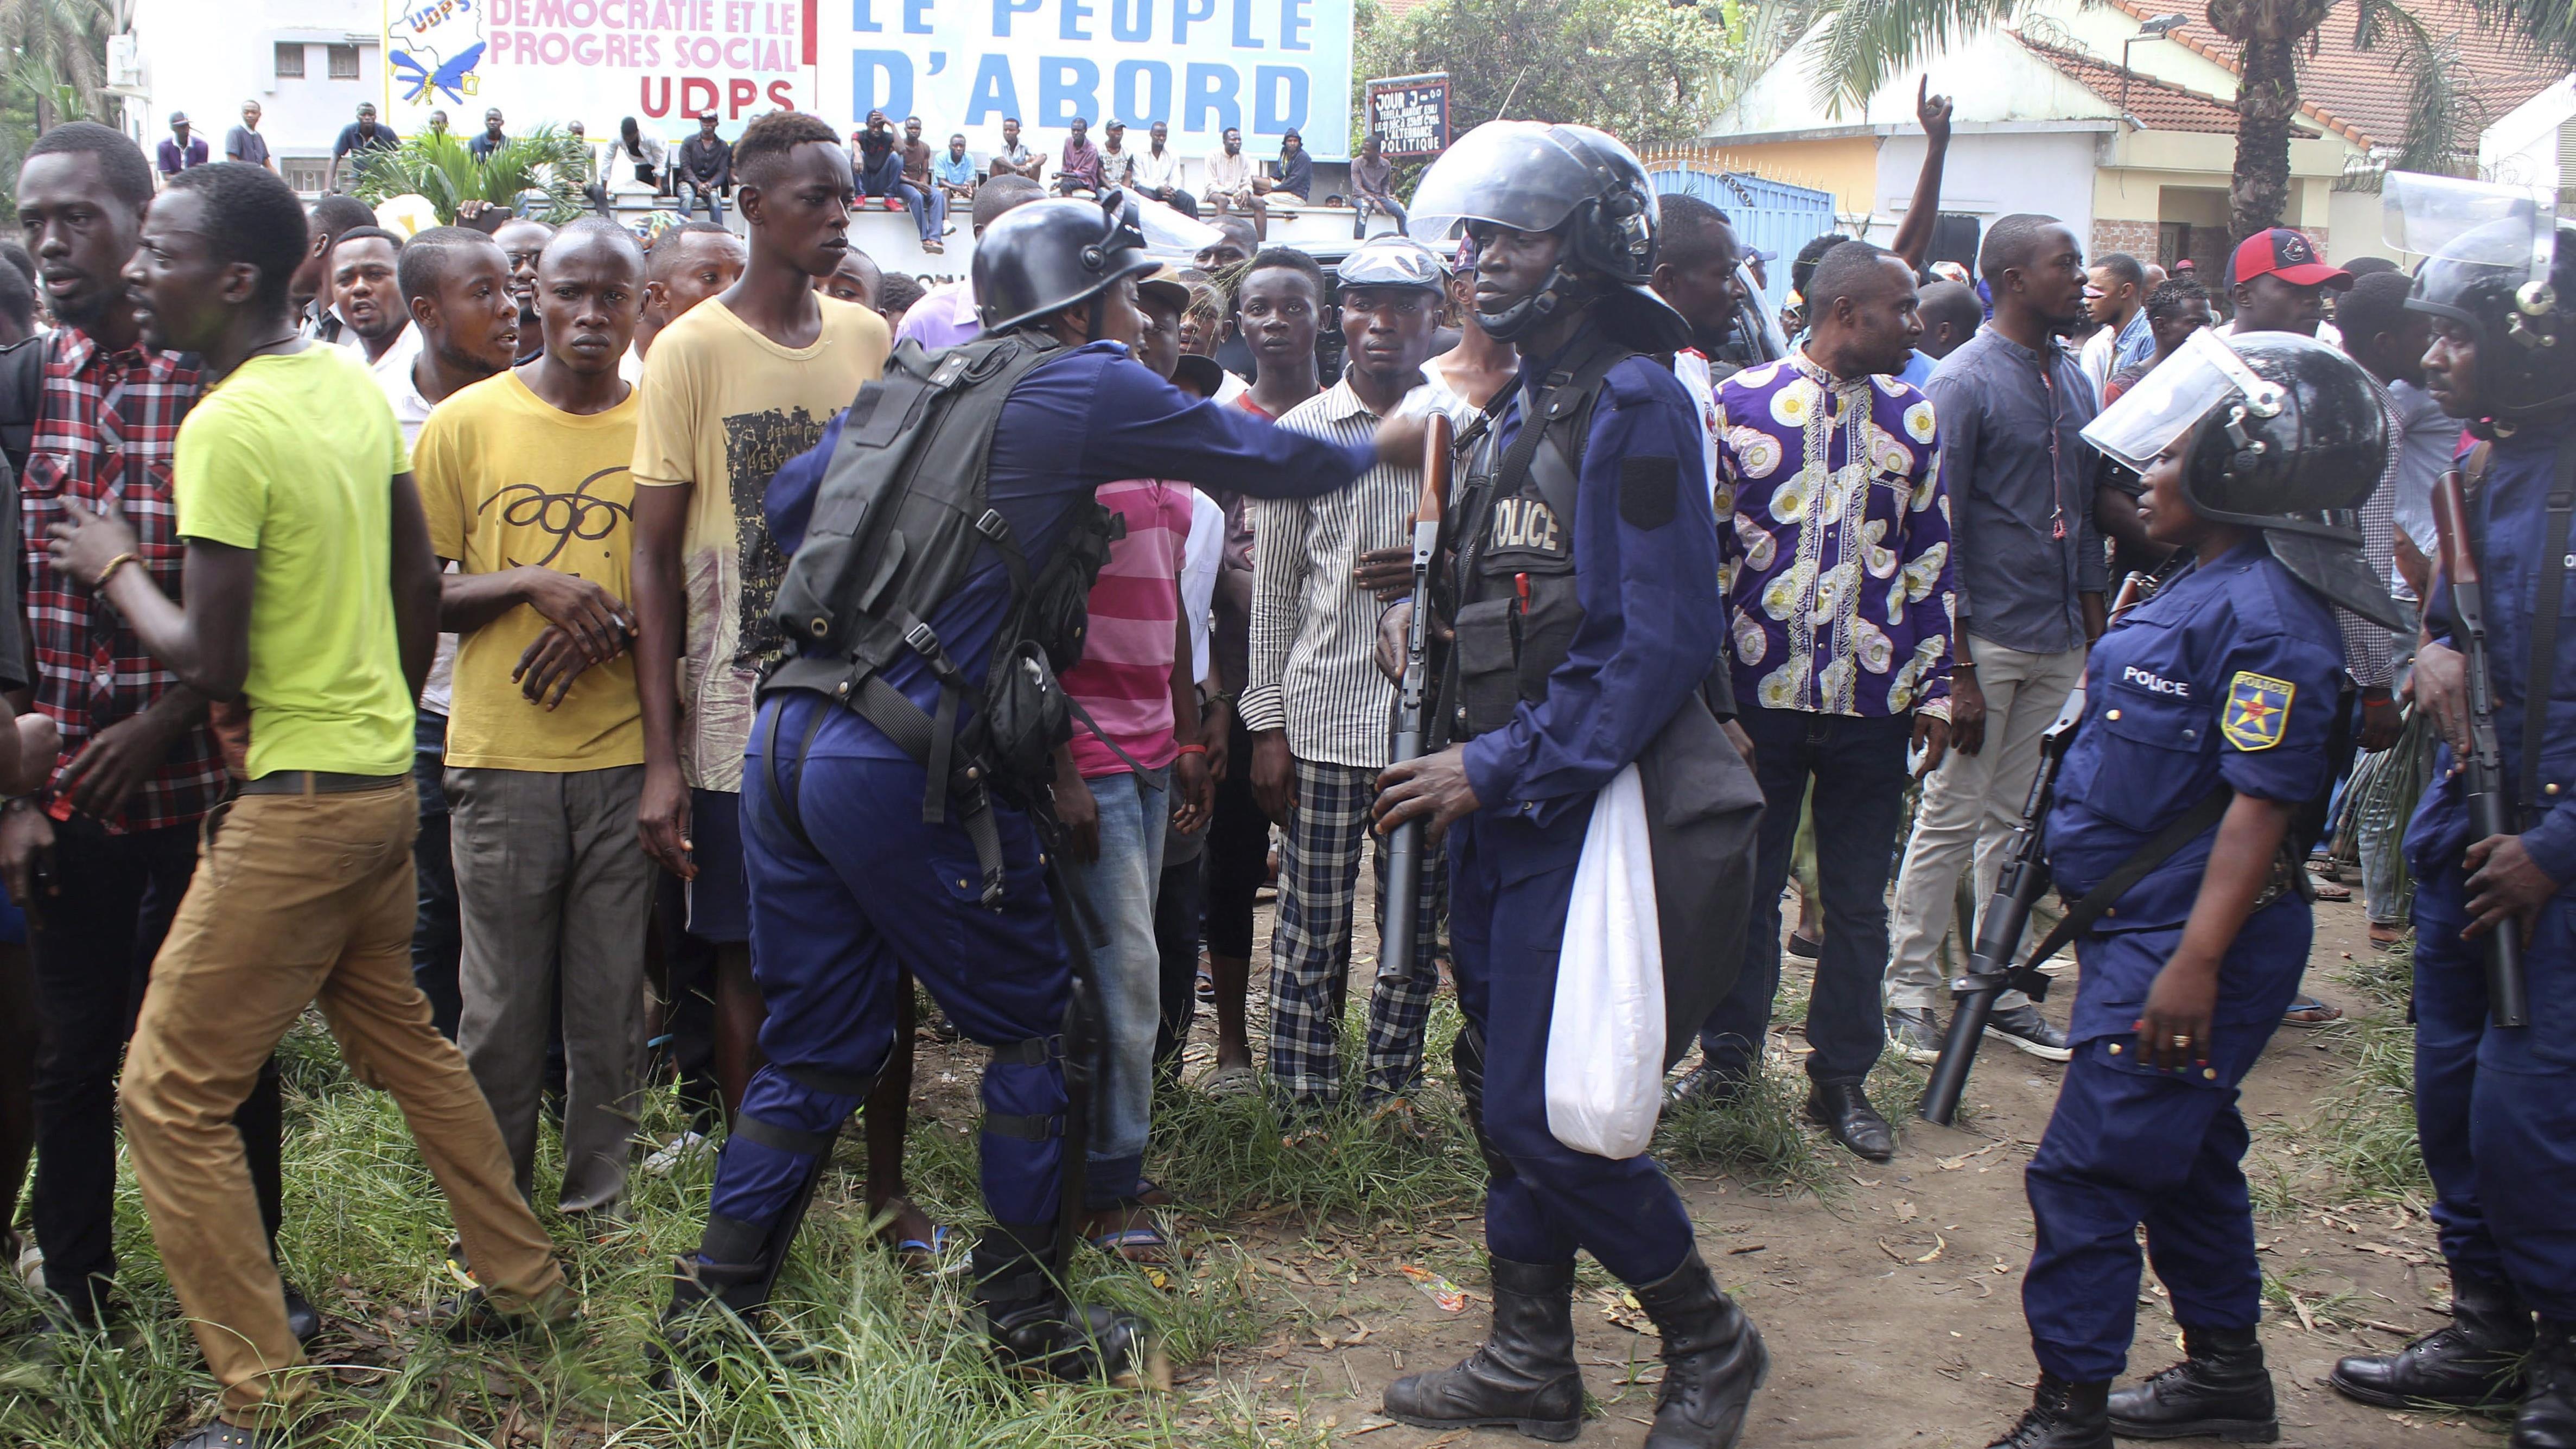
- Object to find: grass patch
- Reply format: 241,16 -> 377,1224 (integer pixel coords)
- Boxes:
2254,939 -> 2431,1211
2,958 -> 1871,1447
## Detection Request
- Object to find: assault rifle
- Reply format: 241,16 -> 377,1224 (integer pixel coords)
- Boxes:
1380,411 -> 1453,984
1918,683 -> 2088,1126
2431,469 -> 2530,1028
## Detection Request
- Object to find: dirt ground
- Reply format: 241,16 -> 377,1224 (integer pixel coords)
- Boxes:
920,877 -> 2491,1448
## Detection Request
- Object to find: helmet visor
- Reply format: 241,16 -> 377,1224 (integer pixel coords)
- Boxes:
1338,235 -> 1448,290
2080,329 -> 2279,472
1407,122 -> 1597,245
2382,171 -> 2555,287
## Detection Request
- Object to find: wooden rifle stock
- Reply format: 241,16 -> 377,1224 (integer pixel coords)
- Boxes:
2431,468 -> 2530,1028
1380,412 -> 1452,984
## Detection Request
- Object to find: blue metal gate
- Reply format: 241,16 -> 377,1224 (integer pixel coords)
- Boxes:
1651,168 -> 1837,320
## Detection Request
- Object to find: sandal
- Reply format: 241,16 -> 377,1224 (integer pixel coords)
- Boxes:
2282,995 -> 2344,1027
2368,923 -> 2409,949
1085,1204 -> 1174,1266
1199,1064 -> 1257,1098
1786,932 -> 1822,961
2308,879 -> 2353,902
891,1223 -> 959,1273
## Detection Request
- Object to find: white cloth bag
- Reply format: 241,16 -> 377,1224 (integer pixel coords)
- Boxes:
1544,762 -> 1665,1159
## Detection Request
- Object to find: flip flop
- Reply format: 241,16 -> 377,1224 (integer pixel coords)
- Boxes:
1089,1222 -> 1176,1274
2309,879 -> 2354,902
892,1223 -> 960,1273
2282,995 -> 2344,1027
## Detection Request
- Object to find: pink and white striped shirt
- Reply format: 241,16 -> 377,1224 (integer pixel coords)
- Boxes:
1063,478 -> 1194,779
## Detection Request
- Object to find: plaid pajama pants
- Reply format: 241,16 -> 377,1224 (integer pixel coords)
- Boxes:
1267,758 -> 1445,1108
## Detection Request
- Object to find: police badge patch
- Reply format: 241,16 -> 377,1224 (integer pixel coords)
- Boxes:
2221,671 -> 2294,751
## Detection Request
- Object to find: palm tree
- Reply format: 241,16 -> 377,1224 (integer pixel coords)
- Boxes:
1790,0 -> 2576,249
0,0 -> 111,131
349,128 -> 599,225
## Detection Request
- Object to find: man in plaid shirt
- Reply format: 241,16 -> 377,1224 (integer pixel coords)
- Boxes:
3,124 -> 312,1339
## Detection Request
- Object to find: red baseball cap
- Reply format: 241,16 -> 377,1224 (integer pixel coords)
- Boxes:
2229,227 -> 2352,290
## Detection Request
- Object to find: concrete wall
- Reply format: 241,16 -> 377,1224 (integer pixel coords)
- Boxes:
1858,129 -> 2098,247
2481,73 -> 2576,189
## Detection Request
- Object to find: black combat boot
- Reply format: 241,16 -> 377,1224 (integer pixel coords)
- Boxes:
1631,1248 -> 1769,1448
2108,1324 -> 2278,1441
646,1215 -> 772,1388
1383,1257 -> 1583,1441
1986,1372 -> 2111,1449
2331,1272 -> 2532,1411
2513,1318 -> 2576,1449
975,1222 -> 1148,1384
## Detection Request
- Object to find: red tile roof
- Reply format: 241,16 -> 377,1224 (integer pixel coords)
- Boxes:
2106,0 -> 2567,151
2012,31 -> 2253,134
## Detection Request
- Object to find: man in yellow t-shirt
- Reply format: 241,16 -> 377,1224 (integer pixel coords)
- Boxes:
628,109 -> 887,1121
49,163 -> 567,1448
416,220 -> 657,1219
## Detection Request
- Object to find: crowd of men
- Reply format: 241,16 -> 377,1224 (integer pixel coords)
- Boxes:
2,78 -> 2570,1449
152,97 -> 1398,245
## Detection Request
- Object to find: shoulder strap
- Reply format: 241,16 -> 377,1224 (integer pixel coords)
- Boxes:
2011,786 -> 2235,994
2520,442 -> 2576,829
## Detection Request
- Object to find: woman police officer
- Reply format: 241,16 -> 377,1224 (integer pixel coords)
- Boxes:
1984,329 -> 2410,1449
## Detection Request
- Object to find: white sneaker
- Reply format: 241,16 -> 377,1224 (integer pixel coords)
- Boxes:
641,1130 -> 711,1177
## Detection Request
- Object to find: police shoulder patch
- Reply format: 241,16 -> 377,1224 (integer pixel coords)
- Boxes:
2221,671 -> 2295,751
1619,456 -> 1679,530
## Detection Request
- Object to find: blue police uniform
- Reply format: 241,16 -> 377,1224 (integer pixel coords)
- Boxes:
1448,349 -> 1727,1288
699,343 -> 1373,1249
2022,539 -> 2343,1382
2404,418 -> 2576,1321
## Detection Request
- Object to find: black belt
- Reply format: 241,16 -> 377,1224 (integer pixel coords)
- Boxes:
238,771 -> 409,796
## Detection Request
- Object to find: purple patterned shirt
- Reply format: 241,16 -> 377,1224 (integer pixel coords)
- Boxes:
1714,349 -> 1956,718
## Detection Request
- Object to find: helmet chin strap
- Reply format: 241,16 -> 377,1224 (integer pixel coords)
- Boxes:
1474,266 -> 1594,343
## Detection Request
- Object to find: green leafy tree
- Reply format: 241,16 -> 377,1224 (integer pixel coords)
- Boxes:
1788,0 -> 2576,249
1356,0 -> 1742,149
349,126 -> 596,225
1,0 -> 111,132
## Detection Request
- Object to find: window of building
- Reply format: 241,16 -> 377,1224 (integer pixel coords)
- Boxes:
283,157 -> 331,193
274,42 -> 306,79
327,44 -> 360,80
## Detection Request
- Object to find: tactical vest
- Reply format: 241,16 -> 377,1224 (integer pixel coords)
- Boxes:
1443,337 -> 1633,741
762,332 -> 1121,906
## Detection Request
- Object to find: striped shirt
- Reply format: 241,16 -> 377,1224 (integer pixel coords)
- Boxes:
1061,478 -> 1193,779
1243,378 -> 1421,768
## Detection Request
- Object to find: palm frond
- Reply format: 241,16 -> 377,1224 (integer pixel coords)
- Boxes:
1801,0 -> 2027,116
2349,0 -> 2480,176
349,126 -> 594,225
2460,0 -> 2576,69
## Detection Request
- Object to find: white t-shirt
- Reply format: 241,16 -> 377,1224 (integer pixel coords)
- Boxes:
1671,349 -> 1726,509
1182,487 -> 1223,686
373,336 -> 456,715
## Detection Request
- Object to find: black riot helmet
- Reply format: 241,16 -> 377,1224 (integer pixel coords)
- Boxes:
2383,170 -> 2574,427
1407,120 -> 1690,353
972,188 -> 1158,336
2083,329 -> 2412,631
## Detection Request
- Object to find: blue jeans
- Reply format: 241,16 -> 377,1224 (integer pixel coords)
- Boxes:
676,177 -> 724,223
1696,706 -> 1913,1085
859,154 -> 944,244
1070,766 -> 1169,1203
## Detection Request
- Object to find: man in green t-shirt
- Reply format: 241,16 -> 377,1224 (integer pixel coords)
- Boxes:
47,162 -> 573,1449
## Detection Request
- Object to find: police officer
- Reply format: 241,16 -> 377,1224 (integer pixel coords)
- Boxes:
1984,331 -> 2410,1448
1370,122 -> 1767,1449
2330,175 -> 2576,1448
652,192 -> 1379,1380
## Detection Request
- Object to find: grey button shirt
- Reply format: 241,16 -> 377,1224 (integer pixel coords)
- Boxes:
1925,325 -> 2107,655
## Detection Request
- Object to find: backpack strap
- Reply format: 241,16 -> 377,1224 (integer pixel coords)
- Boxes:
0,335 -> 48,474
2520,443 -> 2575,830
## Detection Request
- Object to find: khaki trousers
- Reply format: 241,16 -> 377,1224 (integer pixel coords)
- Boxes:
120,783 -> 562,1425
